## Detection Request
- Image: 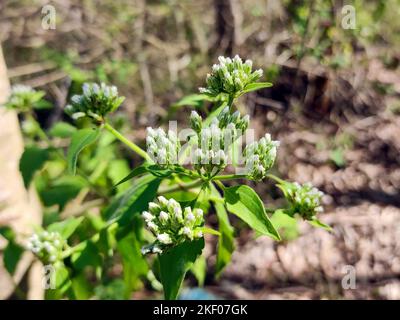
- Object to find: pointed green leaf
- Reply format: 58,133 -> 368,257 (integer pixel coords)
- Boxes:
214,200 -> 235,277
198,227 -> 221,236
105,175 -> 161,224
47,217 -> 84,240
71,240 -> 102,271
116,231 -> 148,297
191,255 -> 207,287
224,185 -> 280,240
308,218 -> 332,231
159,239 -> 204,300
172,94 -> 215,109
270,209 -> 299,241
19,146 -> 49,187
67,128 -> 100,175
3,241 -> 24,275
71,273 -> 92,300
44,262 -> 71,300
239,82 -> 273,95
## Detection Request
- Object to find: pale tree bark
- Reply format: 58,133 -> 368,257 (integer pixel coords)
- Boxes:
0,45 -> 43,299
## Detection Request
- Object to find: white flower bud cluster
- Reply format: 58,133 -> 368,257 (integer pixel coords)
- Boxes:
26,231 -> 66,264
244,133 -> 280,181
216,107 -> 250,132
5,84 -> 45,111
190,107 -> 250,176
283,182 -> 324,220
146,127 -> 180,167
66,82 -> 125,120
11,84 -> 35,95
199,55 -> 263,96
141,196 -> 204,254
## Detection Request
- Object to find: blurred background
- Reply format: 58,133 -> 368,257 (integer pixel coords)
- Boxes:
0,0 -> 399,299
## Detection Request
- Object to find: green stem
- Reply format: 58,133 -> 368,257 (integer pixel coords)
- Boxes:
103,122 -> 150,161
213,174 -> 247,181
158,179 -> 203,195
266,173 -> 285,184
227,94 -> 235,111
208,195 -> 224,203
213,180 -> 225,192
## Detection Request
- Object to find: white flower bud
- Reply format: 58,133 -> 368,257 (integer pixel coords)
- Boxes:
148,202 -> 159,213
32,247 -> 40,253
185,212 -> 195,222
174,206 -> 183,220
158,196 -> 169,207
152,246 -> 163,254
168,198 -> 179,210
190,111 -> 202,132
182,227 -> 193,239
254,69 -> 263,78
159,211 -> 169,222
194,208 -> 203,219
157,233 -> 172,245
147,221 -> 159,233
142,211 -> 155,222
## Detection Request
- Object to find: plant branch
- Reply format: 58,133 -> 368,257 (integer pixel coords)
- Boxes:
213,174 -> 246,181
266,173 -> 285,184
158,179 -> 204,195
213,180 -> 225,192
103,122 -> 150,161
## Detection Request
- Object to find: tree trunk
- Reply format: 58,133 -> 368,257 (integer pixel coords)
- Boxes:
0,45 -> 43,300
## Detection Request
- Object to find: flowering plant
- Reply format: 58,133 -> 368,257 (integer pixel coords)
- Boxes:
2,56 -> 330,300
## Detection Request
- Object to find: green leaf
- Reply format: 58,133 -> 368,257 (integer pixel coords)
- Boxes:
116,231 -> 148,297
67,128 -> 100,175
39,175 -> 86,209
113,163 -> 175,188
71,273 -> 92,300
94,279 -> 126,300
19,146 -> 49,187
145,164 -> 174,178
45,263 -> 71,300
330,148 -> 346,167
239,82 -> 273,95
214,199 -> 235,277
3,241 -> 24,275
104,175 -> 161,224
47,217 -> 84,240
113,165 -> 149,187
203,104 -> 226,126
49,122 -> 77,138
0,226 -> 16,241
224,185 -> 280,240
198,227 -> 221,236
33,99 -> 53,109
270,209 -> 299,241
71,241 -> 102,271
172,94 -> 215,109
190,255 -> 207,287
107,159 -> 131,193
308,218 -> 332,231
158,239 -> 204,300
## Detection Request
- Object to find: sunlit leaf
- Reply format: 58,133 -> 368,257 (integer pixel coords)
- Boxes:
224,185 -> 280,240
158,239 -> 204,300
67,128 -> 100,175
